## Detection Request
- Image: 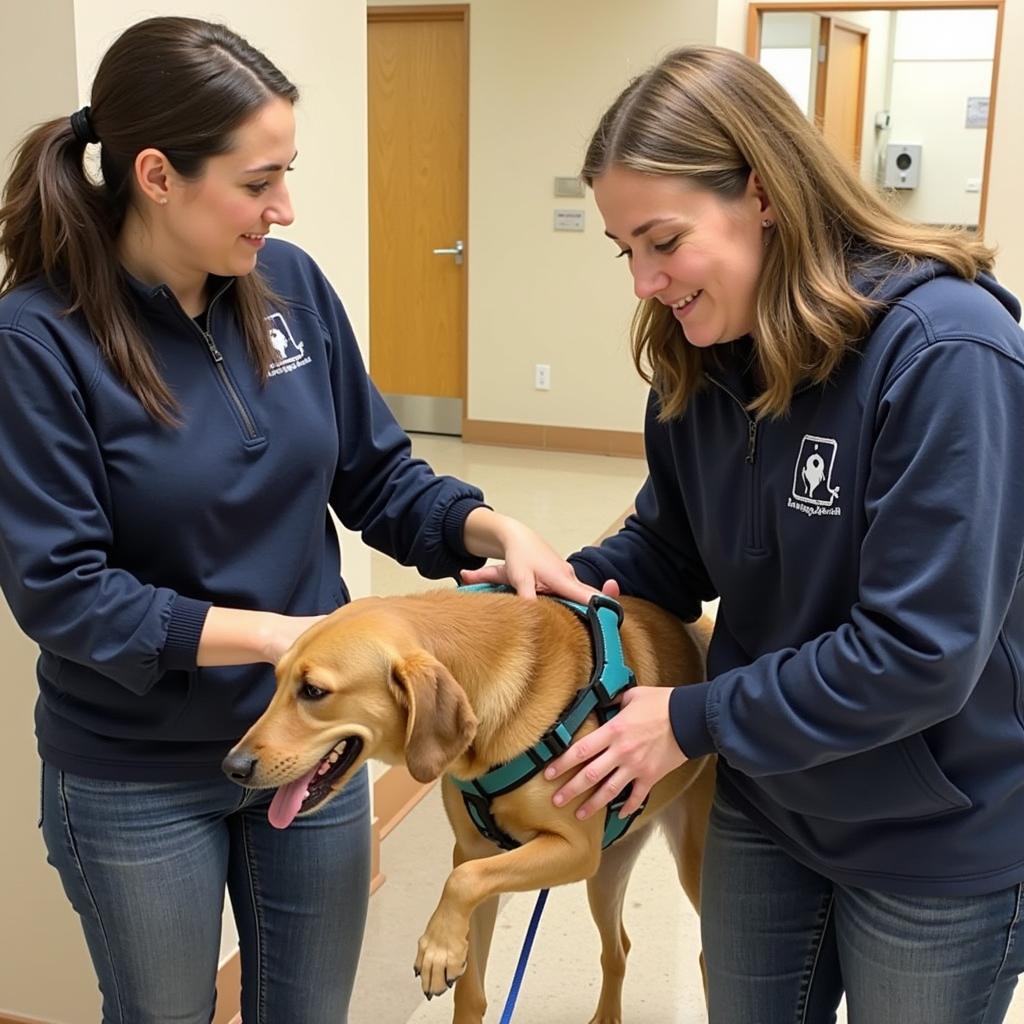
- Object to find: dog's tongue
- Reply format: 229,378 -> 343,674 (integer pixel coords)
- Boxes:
268,765 -> 320,830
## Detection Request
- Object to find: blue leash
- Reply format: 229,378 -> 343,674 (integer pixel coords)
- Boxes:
497,888 -> 550,1023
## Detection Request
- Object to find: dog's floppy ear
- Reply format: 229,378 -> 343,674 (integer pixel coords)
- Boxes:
390,650 -> 477,783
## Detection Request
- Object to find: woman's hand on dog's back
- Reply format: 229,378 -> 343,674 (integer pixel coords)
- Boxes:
460,507 -> 608,604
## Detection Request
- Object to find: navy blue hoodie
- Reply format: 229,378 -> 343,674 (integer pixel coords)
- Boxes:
570,263 -> 1024,896
0,239 -> 485,780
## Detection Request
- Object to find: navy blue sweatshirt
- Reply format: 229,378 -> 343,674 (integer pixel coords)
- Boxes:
0,239 -> 485,780
570,263 -> 1024,896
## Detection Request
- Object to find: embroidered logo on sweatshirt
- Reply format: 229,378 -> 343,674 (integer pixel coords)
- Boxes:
266,313 -> 311,377
788,435 -> 842,517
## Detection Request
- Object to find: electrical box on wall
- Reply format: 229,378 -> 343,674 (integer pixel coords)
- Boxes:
884,144 -> 922,190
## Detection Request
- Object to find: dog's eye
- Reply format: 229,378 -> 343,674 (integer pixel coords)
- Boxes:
299,682 -> 329,701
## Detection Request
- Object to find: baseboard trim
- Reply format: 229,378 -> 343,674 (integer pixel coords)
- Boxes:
462,418 -> 643,458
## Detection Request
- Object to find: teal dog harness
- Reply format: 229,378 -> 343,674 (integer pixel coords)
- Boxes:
450,585 -> 647,851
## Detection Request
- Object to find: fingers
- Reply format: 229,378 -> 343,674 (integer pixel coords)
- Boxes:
543,723 -> 611,783
550,747 -> 610,806
601,578 -> 621,597
459,565 -> 509,586
617,778 -> 651,819
505,570 -> 539,600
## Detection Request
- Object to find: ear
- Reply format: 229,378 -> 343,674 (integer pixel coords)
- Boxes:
746,170 -> 775,222
390,651 -> 477,783
133,148 -> 175,207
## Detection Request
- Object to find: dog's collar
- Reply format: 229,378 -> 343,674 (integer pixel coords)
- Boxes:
450,585 -> 645,851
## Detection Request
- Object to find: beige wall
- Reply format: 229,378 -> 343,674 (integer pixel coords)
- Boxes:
464,0 -> 718,431
983,0 -> 1024,295
0,3 -> 368,1020
0,5 -> 93,1021
374,0 -> 717,433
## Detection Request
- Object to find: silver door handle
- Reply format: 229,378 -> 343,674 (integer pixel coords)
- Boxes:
432,239 -> 464,265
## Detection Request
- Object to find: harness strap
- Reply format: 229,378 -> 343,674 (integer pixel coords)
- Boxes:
451,584 -> 646,851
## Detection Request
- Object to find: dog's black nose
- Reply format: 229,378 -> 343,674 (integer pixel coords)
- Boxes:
222,751 -> 258,784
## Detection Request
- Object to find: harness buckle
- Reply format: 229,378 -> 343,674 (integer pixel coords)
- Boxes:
538,721 -> 573,759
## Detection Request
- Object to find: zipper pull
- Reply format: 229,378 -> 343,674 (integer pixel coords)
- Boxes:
202,331 -> 224,363
746,420 -> 758,464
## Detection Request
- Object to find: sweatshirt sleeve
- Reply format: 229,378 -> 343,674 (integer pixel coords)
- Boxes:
569,391 -> 716,624
315,277 -> 487,579
689,337 -> 1024,776
0,327 -> 211,693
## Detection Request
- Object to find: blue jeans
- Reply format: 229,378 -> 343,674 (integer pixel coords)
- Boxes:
40,761 -> 371,1024
701,786 -> 1024,1024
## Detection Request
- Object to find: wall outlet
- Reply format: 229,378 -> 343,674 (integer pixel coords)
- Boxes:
966,177 -> 982,193
534,363 -> 551,390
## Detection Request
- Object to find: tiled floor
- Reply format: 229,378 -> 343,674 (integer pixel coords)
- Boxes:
350,434 -> 1024,1024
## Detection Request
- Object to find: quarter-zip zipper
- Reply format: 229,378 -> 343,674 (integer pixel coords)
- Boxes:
200,293 -> 259,440
162,282 -> 260,441
707,374 -> 764,551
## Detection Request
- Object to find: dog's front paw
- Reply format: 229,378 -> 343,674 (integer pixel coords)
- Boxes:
414,910 -> 469,999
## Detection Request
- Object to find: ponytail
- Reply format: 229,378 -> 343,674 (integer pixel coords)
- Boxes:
0,17 -> 301,426
0,118 -> 180,422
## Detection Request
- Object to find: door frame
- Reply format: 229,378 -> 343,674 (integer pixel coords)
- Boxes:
747,0 -> 1006,235
367,4 -> 470,434
814,17 -> 869,167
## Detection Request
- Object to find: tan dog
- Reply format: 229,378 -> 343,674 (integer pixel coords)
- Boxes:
224,588 -> 715,1024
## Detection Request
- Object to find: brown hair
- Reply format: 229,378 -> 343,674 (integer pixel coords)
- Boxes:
582,45 -> 995,420
0,17 -> 300,424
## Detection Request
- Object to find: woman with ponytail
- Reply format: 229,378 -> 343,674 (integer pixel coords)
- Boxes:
0,17 -> 589,1023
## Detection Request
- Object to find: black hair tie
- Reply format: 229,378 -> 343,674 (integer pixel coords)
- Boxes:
69,106 -> 100,145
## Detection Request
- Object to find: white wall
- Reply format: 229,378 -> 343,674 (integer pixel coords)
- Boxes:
759,12 -> 819,117
0,3 -> 368,1019
886,9 -> 996,227
888,60 -> 990,226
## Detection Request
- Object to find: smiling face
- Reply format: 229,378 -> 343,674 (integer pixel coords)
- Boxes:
594,165 -> 772,349
121,95 -> 298,308
163,95 -> 297,279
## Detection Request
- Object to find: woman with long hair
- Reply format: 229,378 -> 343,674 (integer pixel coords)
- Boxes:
0,16 -> 590,1023
468,45 -> 1024,1022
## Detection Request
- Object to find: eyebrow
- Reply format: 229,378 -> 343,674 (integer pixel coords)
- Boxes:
604,217 -> 679,241
243,150 -> 299,174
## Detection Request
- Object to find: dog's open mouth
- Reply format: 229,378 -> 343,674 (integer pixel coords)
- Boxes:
267,736 -> 364,830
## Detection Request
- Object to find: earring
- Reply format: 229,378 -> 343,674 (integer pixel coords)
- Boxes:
762,219 -> 773,228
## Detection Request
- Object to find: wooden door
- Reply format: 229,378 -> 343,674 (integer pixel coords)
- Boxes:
368,6 -> 468,434
815,18 -> 868,171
